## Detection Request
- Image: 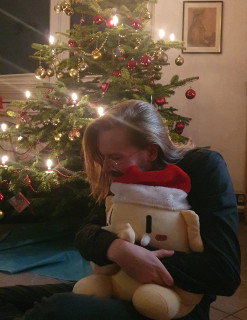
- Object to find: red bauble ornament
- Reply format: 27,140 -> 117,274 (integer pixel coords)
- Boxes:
175,122 -> 185,135
0,97 -> 3,109
140,54 -> 152,67
185,88 -> 196,99
127,60 -> 138,71
155,97 -> 166,106
93,14 -> 103,25
112,70 -> 122,77
101,82 -> 109,92
68,39 -> 76,47
131,19 -> 142,29
0,193 -> 4,203
105,17 -> 116,28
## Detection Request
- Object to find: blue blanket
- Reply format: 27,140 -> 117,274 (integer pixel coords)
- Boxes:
0,220 -> 92,281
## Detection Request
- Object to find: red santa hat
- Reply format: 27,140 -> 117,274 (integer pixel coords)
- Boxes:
110,165 -> 191,210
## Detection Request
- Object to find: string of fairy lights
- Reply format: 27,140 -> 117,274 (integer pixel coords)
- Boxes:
0,0 -> 197,207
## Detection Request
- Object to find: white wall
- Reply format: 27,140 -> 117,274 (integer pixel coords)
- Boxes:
153,0 -> 247,194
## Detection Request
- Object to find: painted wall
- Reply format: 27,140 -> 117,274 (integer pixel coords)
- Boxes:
153,0 -> 247,193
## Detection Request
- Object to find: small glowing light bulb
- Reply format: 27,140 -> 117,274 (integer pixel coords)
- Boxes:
25,90 -> 31,99
1,123 -> 7,132
49,35 -> 55,45
112,15 -> 119,27
169,33 -> 175,41
71,93 -> 78,105
17,136 -> 23,141
97,106 -> 104,117
46,159 -> 53,173
1,155 -> 8,167
159,29 -> 165,39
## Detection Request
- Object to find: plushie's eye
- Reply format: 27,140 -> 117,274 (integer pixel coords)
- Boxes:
146,215 -> 152,233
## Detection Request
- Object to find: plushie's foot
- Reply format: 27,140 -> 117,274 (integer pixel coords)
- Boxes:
132,284 -> 180,320
73,274 -> 113,298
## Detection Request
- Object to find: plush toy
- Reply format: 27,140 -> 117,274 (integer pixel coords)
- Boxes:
73,165 -> 204,320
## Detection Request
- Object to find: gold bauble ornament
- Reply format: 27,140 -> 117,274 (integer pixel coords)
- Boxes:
34,66 -> 46,80
91,49 -> 102,60
155,49 -> 168,63
46,68 -> 55,77
68,128 -> 80,141
64,6 -> 74,16
143,8 -> 151,19
78,62 -> 88,71
0,210 -> 5,220
175,55 -> 184,66
54,133 -> 62,141
69,68 -> 77,77
60,1 -> 69,11
52,118 -> 60,126
154,65 -> 162,72
54,3 -> 62,13
56,71 -> 64,79
153,73 -> 162,80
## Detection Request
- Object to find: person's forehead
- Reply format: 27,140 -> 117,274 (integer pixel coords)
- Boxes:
97,127 -> 131,154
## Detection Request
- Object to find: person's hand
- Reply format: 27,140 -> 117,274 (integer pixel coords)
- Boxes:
92,262 -> 120,275
107,238 -> 174,287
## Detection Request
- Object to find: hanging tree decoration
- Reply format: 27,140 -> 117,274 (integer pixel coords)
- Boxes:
68,127 -> 81,141
101,82 -> 109,93
185,88 -> 196,99
46,67 -> 55,77
155,97 -> 166,106
142,0 -> 151,20
154,48 -> 168,63
93,14 -> 104,25
91,48 -> 102,60
127,59 -> 138,71
175,55 -> 184,66
54,2 -> 62,13
60,1 -> 74,16
174,122 -> 185,135
112,70 -> 122,77
153,65 -> 162,72
131,19 -> 142,30
140,54 -> 152,67
105,15 -> 118,28
34,56 -> 46,80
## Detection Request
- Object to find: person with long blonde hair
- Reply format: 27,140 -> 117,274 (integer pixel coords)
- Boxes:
0,100 -> 240,320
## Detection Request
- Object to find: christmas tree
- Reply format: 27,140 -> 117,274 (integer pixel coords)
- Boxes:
0,0 -> 198,221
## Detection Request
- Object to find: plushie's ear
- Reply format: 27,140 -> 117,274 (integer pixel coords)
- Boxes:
105,195 -> 113,213
180,210 -> 204,252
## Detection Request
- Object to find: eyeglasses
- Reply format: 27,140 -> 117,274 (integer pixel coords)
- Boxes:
99,150 -> 140,174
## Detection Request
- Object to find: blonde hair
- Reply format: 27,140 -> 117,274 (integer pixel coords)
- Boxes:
82,100 -> 194,202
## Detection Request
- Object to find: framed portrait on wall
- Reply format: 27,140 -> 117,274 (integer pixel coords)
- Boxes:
182,1 -> 223,53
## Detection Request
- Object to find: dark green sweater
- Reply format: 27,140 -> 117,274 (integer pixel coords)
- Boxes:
75,149 -> 241,320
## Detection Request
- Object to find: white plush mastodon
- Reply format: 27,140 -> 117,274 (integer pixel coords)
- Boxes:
73,165 -> 204,320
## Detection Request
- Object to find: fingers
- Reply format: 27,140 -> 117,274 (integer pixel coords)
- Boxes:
159,268 -> 174,286
154,249 -> 174,259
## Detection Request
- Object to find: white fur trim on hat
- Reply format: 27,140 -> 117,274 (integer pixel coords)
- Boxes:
110,182 -> 191,211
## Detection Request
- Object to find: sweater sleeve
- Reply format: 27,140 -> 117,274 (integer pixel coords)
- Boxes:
75,202 -> 118,266
162,149 -> 241,296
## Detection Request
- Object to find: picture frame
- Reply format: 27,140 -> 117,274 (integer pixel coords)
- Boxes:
182,1 -> 223,53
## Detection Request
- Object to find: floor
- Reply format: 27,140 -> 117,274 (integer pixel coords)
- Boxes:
0,216 -> 246,319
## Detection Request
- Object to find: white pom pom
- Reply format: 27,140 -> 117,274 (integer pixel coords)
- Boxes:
141,234 -> 151,246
